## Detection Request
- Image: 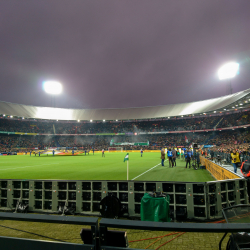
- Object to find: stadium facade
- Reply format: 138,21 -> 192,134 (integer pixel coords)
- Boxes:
0,88 -> 250,121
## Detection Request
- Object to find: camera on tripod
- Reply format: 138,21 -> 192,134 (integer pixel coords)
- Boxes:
191,156 -> 199,170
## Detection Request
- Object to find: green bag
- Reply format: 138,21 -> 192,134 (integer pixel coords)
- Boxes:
140,193 -> 170,222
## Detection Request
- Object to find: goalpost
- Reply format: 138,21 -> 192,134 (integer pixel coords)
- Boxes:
108,147 -> 123,152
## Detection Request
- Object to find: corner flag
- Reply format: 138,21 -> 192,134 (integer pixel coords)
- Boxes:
124,153 -> 129,180
124,153 -> 129,162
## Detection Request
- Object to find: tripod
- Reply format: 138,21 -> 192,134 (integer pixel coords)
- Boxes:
191,157 -> 199,170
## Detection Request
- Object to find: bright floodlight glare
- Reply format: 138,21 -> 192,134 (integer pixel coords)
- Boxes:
43,81 -> 62,95
218,62 -> 239,80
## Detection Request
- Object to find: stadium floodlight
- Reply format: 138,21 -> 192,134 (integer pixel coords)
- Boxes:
218,62 -> 239,94
116,119 -> 118,121
22,117 -> 25,119
218,62 -> 239,80
10,115 -> 13,118
78,120 -> 80,122
43,80 -> 63,95
90,120 -> 93,122
103,119 -> 105,122
3,114 -> 5,116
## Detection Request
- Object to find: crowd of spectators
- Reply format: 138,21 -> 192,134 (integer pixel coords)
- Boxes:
219,112 -> 250,128
204,142 -> 250,167
0,119 -> 54,133
1,127 -> 249,152
0,110 -> 250,135
205,129 -> 250,146
0,135 -> 56,152
196,129 -> 250,168
1,110 -> 250,152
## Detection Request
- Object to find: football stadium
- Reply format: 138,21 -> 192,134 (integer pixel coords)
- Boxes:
1,89 -> 250,249
2,1 -> 250,249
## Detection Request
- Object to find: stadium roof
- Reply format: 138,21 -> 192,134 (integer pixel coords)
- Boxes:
1,88 -> 250,121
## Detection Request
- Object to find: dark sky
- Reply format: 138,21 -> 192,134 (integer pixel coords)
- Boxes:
1,0 -> 250,109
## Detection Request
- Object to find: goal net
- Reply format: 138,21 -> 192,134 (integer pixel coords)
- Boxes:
108,147 -> 123,152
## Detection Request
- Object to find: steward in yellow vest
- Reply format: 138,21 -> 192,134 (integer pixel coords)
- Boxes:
231,151 -> 240,164
231,149 -> 241,173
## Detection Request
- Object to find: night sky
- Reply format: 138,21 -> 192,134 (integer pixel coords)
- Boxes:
1,0 -> 250,109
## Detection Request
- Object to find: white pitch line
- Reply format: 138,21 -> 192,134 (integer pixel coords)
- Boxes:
0,163 -> 59,171
132,163 -> 161,180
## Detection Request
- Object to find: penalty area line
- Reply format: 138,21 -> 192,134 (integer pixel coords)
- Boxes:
132,163 -> 161,180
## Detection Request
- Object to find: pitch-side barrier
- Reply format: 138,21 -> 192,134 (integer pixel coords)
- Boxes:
0,176 -> 248,220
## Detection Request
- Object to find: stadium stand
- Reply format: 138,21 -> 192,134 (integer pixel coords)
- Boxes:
0,110 -> 250,134
0,128 -> 250,152
0,89 -> 250,153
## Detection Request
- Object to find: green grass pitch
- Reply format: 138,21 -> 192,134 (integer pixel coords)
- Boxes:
0,152 -> 215,182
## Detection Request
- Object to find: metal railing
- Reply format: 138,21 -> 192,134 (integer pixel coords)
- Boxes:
0,213 -> 250,250
99,218 -> 250,250
0,212 -> 98,250
1,212 -> 250,250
